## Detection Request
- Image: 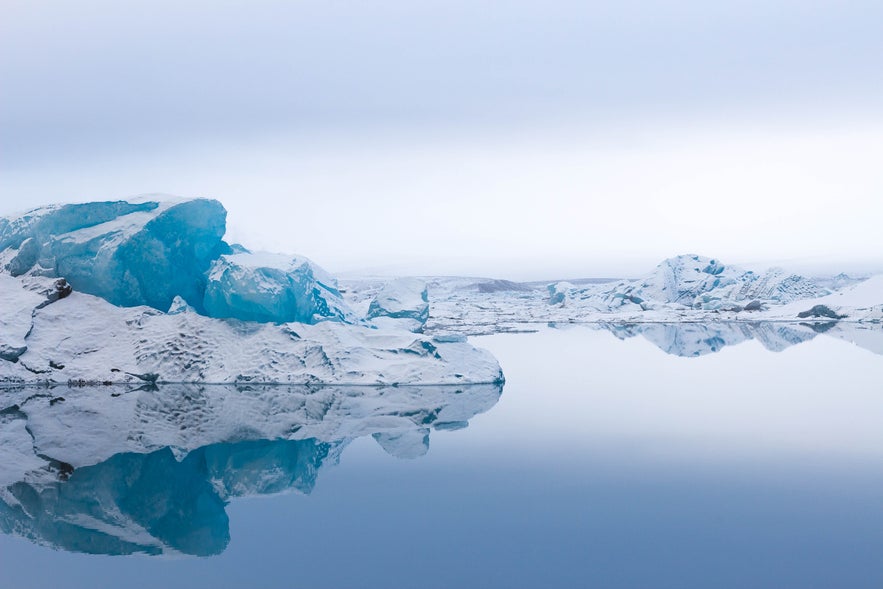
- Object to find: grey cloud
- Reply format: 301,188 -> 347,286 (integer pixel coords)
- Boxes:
2,0 -> 883,167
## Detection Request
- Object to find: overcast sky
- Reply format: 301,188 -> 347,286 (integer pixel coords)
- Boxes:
2,0 -> 882,279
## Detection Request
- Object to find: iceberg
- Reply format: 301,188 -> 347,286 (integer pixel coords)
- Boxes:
203,250 -> 352,324
538,255 -> 834,317
0,196 -> 348,324
0,197 -> 503,386
769,274 -> 883,323
415,259 -> 881,338
2,288 -> 501,384
588,254 -> 830,311
0,199 -> 227,313
365,277 -> 430,332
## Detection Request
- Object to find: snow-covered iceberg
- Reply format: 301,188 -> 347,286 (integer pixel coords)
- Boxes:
1,199 -> 228,313
766,274 -> 883,323
552,254 -> 830,313
0,197 -> 349,324
367,277 -> 429,322
365,277 -> 430,332
203,251 -> 352,324
419,255 -> 881,336
0,197 -> 503,385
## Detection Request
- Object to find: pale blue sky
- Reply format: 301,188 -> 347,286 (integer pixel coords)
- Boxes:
2,0 -> 882,278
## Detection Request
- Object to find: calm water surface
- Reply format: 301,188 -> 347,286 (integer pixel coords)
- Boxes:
1,324 -> 882,588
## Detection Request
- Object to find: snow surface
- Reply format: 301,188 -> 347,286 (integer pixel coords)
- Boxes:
0,277 -> 502,386
768,274 -> 883,321
0,275 -> 44,361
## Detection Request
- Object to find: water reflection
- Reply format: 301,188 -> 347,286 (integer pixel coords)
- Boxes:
548,321 -> 883,357
0,383 -> 502,556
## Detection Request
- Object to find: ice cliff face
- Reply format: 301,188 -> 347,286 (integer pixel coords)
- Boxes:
1,199 -> 227,313
0,197 -> 348,324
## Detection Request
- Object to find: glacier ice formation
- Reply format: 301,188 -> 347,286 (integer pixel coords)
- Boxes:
203,251 -> 352,324
556,254 -> 832,312
415,255 -> 882,337
0,197 -> 503,385
0,197 -> 347,324
365,277 -> 431,332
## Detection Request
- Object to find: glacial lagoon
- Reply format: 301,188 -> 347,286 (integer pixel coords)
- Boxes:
1,322 -> 883,588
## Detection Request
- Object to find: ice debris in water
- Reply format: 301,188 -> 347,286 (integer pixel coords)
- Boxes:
0,196 -> 350,324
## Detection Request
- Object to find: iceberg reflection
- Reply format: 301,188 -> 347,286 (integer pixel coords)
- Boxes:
0,383 -> 502,556
547,321 -> 883,357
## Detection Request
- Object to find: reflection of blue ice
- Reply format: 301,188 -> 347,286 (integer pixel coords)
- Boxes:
601,322 -> 817,356
2,440 -> 331,556
0,383 -> 502,556
547,321 -> 882,357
